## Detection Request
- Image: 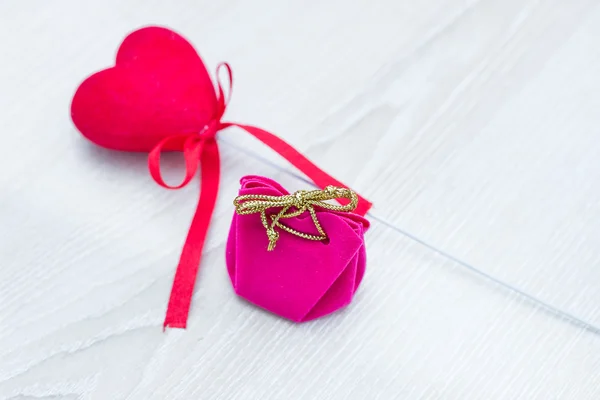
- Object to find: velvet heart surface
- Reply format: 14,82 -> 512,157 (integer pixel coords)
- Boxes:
226,176 -> 370,322
71,26 -> 217,152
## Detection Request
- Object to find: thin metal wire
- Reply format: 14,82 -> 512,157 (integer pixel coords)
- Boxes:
218,135 -> 600,335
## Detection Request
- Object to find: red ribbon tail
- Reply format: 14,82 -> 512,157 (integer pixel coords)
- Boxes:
222,122 -> 373,216
163,139 -> 221,329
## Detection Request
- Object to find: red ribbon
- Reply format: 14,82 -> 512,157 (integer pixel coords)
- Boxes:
149,63 -> 373,329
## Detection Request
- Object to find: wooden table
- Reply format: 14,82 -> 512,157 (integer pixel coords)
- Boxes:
1,0 -> 599,398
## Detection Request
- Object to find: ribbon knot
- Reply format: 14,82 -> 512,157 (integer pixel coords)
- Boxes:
233,186 -> 358,251
149,62 -> 372,329
266,228 -> 280,251
199,121 -> 219,140
293,190 -> 308,208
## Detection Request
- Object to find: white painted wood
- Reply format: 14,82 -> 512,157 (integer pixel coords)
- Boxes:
317,0 -> 600,326
1,0 -> 600,399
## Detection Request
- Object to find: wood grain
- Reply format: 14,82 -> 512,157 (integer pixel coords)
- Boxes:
1,0 -> 599,399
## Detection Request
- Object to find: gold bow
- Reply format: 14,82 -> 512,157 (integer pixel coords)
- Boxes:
233,186 -> 358,251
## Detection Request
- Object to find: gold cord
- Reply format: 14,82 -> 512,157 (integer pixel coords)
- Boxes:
233,186 -> 358,251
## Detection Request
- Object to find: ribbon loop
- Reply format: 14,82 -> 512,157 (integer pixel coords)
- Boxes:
148,134 -> 204,189
215,62 -> 233,121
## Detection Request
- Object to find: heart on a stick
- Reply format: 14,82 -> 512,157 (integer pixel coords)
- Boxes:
71,26 -> 217,152
70,26 -> 373,328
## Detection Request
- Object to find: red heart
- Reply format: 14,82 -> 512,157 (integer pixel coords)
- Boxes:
71,26 -> 217,152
